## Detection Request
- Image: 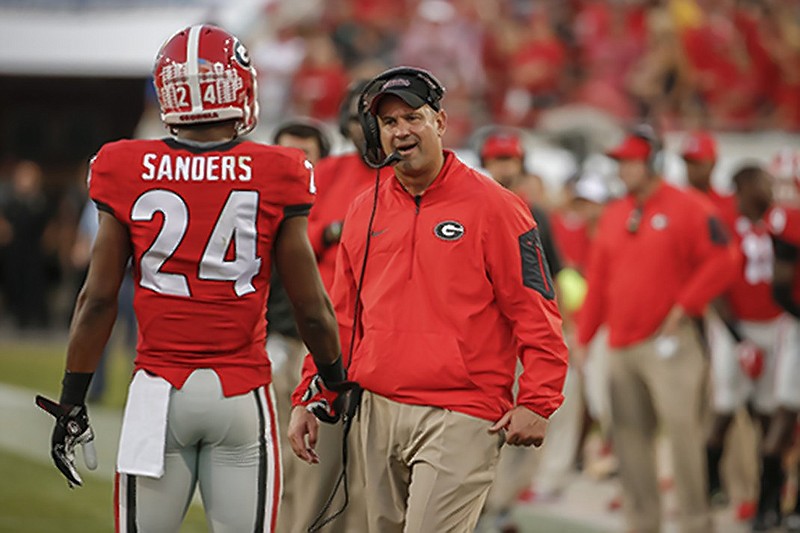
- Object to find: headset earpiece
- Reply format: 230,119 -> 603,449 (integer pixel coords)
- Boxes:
631,124 -> 662,175
357,67 -> 445,168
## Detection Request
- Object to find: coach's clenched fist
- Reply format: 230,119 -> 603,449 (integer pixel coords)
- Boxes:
488,405 -> 549,447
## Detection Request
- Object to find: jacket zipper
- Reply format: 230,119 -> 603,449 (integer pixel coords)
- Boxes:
410,195 -> 422,279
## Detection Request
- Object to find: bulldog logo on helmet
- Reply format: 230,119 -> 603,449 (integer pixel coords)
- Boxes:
234,39 -> 251,67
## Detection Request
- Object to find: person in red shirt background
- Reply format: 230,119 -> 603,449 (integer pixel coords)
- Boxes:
704,165 -> 799,531
550,171 -> 616,484
765,202 -> 800,532
307,80 -> 393,290
576,125 -> 737,533
278,81 -> 393,533
266,118 -> 346,533
682,130 -> 759,521
478,129 -> 567,533
681,130 -> 737,220
479,130 -> 562,278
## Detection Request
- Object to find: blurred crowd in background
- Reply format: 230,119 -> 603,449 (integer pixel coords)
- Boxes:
0,1 -> 798,531
246,0 -> 800,147
1,0 -> 800,331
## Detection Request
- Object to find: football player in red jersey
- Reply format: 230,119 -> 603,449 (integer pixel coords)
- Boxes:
703,166 -> 799,531
765,202 -> 800,532
35,24 -> 342,532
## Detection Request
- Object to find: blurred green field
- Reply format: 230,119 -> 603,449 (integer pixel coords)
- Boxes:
0,336 -> 132,408
0,336 -> 207,532
0,448 -> 209,533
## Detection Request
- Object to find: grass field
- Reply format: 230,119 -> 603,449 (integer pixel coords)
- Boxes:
0,335 -> 208,532
0,335 -> 132,408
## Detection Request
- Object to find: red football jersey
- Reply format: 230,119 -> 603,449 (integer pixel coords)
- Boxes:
767,205 -> 800,306
724,214 -> 783,321
89,138 -> 315,396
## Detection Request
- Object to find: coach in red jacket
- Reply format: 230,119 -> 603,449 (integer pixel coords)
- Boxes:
576,126 -> 737,533
288,67 -> 568,533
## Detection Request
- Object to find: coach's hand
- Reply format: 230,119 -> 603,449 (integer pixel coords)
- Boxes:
35,395 -> 97,487
288,406 -> 321,464
489,406 -> 548,447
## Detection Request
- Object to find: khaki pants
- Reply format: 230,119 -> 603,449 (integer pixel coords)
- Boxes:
609,323 -> 712,533
355,391 -> 503,533
269,334 -> 360,533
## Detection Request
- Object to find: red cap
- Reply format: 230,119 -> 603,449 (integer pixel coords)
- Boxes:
606,135 -> 652,161
481,133 -> 524,160
681,131 -> 717,162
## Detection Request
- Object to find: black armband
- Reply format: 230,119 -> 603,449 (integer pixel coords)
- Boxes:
773,282 -> 800,319
316,356 -> 346,387
59,371 -> 93,406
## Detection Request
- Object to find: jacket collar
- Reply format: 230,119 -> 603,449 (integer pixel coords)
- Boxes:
389,150 -> 456,199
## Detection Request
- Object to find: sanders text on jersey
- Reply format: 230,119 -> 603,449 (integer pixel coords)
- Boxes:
141,153 -> 253,182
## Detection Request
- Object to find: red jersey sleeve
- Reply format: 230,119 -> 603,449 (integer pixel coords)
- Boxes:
88,141 -> 136,221
676,197 -> 739,315
484,191 -> 568,419
307,156 -> 337,257
291,200 -> 361,407
273,147 -> 315,215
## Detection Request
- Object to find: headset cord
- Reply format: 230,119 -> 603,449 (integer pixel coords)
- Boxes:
307,167 -> 381,532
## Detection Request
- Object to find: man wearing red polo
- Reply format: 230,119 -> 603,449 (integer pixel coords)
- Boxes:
683,130 -> 759,520
576,126 -> 738,533
682,130 -> 738,219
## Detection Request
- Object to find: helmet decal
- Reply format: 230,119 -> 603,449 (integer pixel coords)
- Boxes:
153,24 -> 258,136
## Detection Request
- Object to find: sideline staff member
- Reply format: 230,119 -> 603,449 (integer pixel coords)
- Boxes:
576,126 -> 737,533
289,67 -> 569,533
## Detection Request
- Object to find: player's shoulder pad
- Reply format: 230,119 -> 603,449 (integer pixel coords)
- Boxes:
89,139 -> 156,186
768,205 -> 800,244
242,141 -> 313,184
241,141 -> 307,166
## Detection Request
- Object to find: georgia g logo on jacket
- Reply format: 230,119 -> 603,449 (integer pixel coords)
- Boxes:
434,221 -> 465,241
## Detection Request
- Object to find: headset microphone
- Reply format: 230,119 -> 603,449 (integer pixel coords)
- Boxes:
364,150 -> 402,169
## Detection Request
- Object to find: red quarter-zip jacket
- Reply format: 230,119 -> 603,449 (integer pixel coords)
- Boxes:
577,181 -> 738,348
293,151 -> 568,420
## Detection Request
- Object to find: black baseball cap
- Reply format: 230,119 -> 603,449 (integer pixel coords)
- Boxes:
367,72 -> 441,115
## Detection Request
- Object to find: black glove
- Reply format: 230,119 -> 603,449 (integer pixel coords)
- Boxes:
35,395 -> 97,487
300,375 -> 358,424
300,357 -> 358,424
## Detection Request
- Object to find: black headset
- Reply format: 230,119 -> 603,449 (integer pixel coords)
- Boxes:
357,66 -> 446,168
630,123 -> 663,175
